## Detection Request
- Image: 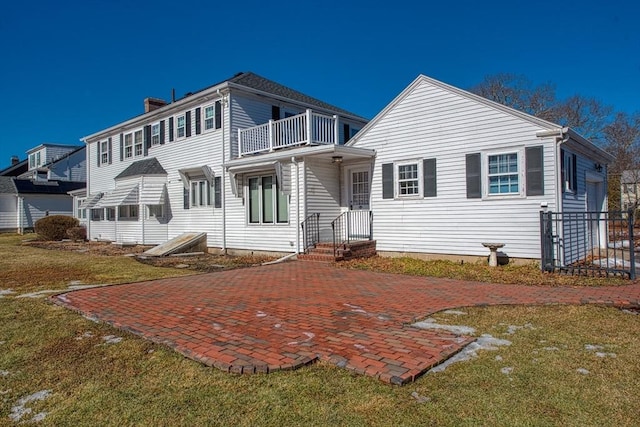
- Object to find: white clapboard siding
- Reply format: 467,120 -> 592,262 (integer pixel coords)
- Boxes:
48,149 -> 86,182
305,159 -> 342,242
0,195 -> 17,230
353,78 -> 560,259
20,195 -> 73,228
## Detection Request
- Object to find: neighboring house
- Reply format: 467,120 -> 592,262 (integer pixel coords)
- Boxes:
620,170 -> 640,213
82,72 -> 612,263
81,72 -> 369,249
0,144 -> 86,233
0,156 -> 28,177
347,74 -> 613,262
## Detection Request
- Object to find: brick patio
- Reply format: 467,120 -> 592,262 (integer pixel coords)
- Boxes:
52,262 -> 640,385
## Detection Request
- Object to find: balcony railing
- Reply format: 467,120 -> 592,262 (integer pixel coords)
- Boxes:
238,109 -> 339,156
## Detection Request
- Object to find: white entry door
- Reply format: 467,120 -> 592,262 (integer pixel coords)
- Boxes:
350,168 -> 370,210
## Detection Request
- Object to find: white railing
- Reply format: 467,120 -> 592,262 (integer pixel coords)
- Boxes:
238,109 -> 339,156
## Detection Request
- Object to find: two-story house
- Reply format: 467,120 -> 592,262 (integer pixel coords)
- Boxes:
0,144 -> 86,233
81,72 -> 371,253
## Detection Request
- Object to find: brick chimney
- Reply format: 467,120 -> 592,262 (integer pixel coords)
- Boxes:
11,156 -> 19,165
144,97 -> 167,113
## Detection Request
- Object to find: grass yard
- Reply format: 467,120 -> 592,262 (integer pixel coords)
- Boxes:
0,234 -> 639,426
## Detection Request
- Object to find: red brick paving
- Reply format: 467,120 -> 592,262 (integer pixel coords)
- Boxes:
52,262 -> 640,385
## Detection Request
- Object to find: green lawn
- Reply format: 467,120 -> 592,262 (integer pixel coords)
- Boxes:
0,234 -> 638,426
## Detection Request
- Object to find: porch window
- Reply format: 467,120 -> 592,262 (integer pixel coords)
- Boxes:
118,205 -> 139,221
148,205 -> 164,219
91,208 -> 104,221
177,115 -> 186,138
248,174 -> 288,224
397,162 -> 420,196
134,130 -> 143,156
190,180 -> 212,207
124,133 -> 133,159
106,207 -> 116,221
487,152 -> 519,194
151,123 -> 160,146
76,199 -> 86,219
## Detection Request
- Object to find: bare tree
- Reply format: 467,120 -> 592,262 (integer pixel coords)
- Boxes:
552,95 -> 613,143
604,112 -> 640,211
470,73 -> 557,121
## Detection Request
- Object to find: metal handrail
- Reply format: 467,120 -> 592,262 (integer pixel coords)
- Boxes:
301,213 -> 320,254
331,210 -> 373,259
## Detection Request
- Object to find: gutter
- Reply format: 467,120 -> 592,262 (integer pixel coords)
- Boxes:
536,128 -> 569,213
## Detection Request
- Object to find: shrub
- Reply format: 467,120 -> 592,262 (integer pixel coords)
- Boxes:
67,226 -> 87,242
34,215 -> 79,241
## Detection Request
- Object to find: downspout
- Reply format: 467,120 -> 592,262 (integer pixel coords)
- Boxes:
292,156 -> 300,254
141,176 -> 145,245
217,89 -> 227,254
537,127 -> 569,212
82,138 -> 91,240
17,195 -> 23,234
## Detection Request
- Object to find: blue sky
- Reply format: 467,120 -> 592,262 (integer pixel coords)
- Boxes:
0,0 -> 638,165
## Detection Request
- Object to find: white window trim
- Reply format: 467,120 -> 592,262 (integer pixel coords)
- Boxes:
147,204 -> 165,219
124,133 -> 133,159
134,130 -> 143,156
151,123 -> 160,146
204,104 -> 215,131
246,173 -> 289,225
176,115 -> 186,139
99,140 -> 109,165
395,160 -> 422,199
118,205 -> 139,221
484,149 -> 524,198
190,180 -> 212,208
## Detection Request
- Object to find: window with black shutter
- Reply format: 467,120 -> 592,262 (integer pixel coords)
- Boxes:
525,146 -> 544,196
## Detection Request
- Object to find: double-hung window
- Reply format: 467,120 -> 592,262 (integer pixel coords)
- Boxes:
151,123 -> 160,145
134,130 -> 143,156
204,105 -> 215,130
487,152 -> 519,195
248,175 -> 288,224
190,180 -> 212,207
177,115 -> 186,138
100,140 -> 109,165
397,162 -> 420,196
76,199 -> 86,219
124,133 -> 133,159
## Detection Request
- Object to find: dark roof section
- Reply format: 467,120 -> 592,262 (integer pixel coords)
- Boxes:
0,159 -> 28,177
115,158 -> 167,179
0,177 -> 17,193
12,179 -> 86,194
226,72 -> 365,119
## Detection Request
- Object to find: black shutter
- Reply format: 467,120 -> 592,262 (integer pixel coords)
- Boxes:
159,120 -> 165,144
215,101 -> 222,129
169,117 -> 174,142
144,125 -> 151,156
382,163 -> 394,199
214,176 -> 222,208
343,123 -> 350,144
423,158 -> 437,197
183,187 -> 190,210
107,137 -> 112,164
185,111 -> 191,137
271,105 -> 280,121
119,133 -> 124,161
560,148 -> 565,192
96,141 -> 100,167
195,108 -> 201,135
466,153 -> 481,198
571,153 -> 577,192
525,146 -> 544,196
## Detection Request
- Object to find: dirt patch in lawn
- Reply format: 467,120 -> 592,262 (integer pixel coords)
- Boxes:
22,240 -> 277,272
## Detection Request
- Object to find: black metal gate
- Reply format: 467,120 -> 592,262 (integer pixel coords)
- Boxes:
540,210 -> 637,279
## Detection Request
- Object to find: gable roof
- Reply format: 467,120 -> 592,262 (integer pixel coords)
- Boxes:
347,74 -> 612,163
0,177 -> 17,194
115,158 -> 167,179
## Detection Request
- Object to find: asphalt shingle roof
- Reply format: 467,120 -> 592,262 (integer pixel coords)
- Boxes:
115,158 -> 167,179
12,180 -> 85,194
0,177 -> 17,194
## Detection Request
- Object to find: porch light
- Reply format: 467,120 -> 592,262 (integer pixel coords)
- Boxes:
594,163 -> 603,172
332,156 -> 343,164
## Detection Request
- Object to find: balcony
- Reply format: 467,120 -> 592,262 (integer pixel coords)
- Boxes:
238,109 -> 339,157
